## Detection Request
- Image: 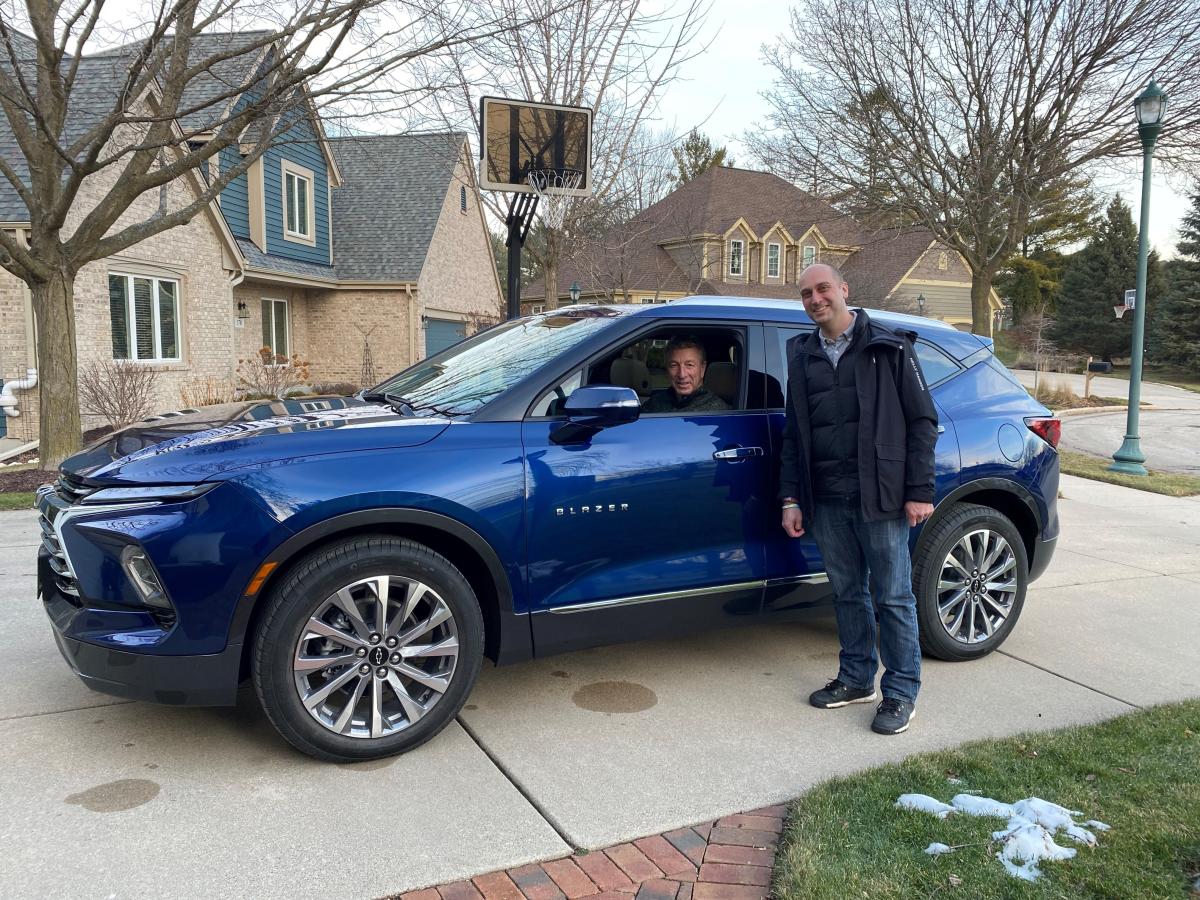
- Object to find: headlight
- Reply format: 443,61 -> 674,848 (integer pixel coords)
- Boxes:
82,483 -> 217,505
120,545 -> 172,611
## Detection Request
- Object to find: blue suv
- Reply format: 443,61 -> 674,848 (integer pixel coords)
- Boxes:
38,299 -> 1059,761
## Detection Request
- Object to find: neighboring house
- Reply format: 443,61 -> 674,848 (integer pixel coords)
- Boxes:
525,166 -> 1000,329
0,31 -> 501,442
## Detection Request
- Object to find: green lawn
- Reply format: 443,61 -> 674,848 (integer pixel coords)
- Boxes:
1058,450 -> 1200,496
1101,366 -> 1200,394
772,701 -> 1200,899
0,492 -> 35,511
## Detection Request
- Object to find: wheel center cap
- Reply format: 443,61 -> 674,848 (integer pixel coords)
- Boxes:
368,646 -> 388,667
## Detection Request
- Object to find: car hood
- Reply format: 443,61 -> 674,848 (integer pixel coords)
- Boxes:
63,397 -> 451,484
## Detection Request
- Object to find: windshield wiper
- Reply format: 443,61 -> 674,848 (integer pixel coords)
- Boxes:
360,391 -> 417,416
361,392 -> 460,418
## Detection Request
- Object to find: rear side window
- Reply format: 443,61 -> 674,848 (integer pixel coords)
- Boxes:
913,341 -> 961,387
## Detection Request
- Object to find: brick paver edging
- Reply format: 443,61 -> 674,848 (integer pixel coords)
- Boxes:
388,806 -> 787,900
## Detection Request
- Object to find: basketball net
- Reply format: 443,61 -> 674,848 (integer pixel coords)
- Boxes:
526,168 -> 583,233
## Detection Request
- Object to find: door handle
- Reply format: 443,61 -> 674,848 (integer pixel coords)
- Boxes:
713,446 -> 764,460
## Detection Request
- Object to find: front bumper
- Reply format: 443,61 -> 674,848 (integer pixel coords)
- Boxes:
50,626 -> 243,706
42,553 -> 243,706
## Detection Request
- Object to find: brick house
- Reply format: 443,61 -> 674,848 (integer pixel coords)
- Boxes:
525,166 -> 1000,328
0,32 -> 501,443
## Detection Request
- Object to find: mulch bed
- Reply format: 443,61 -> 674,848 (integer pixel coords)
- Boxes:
0,426 -> 113,494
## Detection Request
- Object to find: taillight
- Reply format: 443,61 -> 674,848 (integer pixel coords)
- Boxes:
1025,417 -> 1061,449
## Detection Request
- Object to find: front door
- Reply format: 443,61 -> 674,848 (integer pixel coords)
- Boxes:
523,323 -> 774,654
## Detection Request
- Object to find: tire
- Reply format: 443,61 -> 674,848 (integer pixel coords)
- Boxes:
912,503 -> 1028,662
252,535 -> 484,762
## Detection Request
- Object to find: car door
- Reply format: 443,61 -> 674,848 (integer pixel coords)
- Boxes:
523,322 -> 774,655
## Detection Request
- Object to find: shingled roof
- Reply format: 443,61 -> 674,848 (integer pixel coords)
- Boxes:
0,29 -> 269,222
325,132 -> 465,283
527,166 -> 948,305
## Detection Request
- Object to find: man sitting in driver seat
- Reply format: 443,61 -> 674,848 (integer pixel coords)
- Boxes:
642,337 -> 731,413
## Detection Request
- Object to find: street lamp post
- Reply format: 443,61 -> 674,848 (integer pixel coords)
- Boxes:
569,281 -> 581,304
1110,80 -> 1167,476
916,293 -> 926,316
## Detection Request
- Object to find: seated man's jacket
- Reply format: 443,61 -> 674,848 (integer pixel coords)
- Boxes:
642,386 -> 730,413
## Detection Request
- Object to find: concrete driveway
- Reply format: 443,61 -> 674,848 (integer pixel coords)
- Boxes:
3,474 -> 1199,899
1011,368 -> 1200,410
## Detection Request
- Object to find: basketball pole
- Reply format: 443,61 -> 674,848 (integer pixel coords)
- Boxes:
504,191 -> 538,320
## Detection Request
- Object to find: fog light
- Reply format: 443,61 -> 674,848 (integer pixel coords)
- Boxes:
120,545 -> 172,610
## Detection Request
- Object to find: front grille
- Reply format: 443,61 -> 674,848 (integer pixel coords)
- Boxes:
36,484 -> 80,599
56,473 -> 95,503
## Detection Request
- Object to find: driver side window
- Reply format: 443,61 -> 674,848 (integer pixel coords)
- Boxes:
596,328 -> 744,415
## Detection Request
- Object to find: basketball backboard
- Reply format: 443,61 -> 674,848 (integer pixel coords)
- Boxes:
478,96 -> 592,197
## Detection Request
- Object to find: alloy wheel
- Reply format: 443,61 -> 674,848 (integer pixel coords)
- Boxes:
292,575 -> 460,739
935,528 -> 1018,645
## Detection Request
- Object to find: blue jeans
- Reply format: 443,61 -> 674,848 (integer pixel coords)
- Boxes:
809,497 -> 921,704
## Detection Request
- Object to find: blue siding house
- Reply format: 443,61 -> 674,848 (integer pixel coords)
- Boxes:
0,29 -> 503,438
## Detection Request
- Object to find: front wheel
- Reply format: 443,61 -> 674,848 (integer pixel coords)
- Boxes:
252,535 -> 484,762
913,503 -> 1028,661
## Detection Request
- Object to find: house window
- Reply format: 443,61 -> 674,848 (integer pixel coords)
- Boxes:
261,298 -> 290,358
729,239 -> 744,276
460,185 -> 468,213
803,245 -> 817,267
282,161 -> 315,244
767,243 -> 781,278
937,251 -> 949,270
531,304 -> 546,314
108,273 -> 180,362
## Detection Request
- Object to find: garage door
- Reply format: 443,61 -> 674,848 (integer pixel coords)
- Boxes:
424,317 -> 466,357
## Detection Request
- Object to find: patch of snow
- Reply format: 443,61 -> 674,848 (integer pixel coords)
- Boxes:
952,794 -> 1015,817
895,794 -> 955,818
899,791 -> 1111,882
946,777 -> 963,785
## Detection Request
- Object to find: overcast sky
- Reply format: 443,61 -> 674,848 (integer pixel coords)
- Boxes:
653,0 -> 1194,258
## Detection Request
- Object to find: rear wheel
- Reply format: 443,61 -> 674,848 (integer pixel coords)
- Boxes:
913,503 -> 1028,661
252,535 -> 484,762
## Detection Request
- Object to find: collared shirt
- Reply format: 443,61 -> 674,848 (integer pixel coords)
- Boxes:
819,312 -> 857,368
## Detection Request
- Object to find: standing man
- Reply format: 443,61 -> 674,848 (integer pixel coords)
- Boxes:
779,264 -> 937,735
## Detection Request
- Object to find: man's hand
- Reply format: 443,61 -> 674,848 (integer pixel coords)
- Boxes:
782,506 -> 805,537
905,501 -> 934,528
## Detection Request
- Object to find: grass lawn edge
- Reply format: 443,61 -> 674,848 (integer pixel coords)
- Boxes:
772,700 -> 1200,899
1057,450 -> 1200,496
0,491 -> 35,511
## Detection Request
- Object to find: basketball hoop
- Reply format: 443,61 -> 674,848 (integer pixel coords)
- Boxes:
527,168 -> 584,232
1113,304 -> 1127,319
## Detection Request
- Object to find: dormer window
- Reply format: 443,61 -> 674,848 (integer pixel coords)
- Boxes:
803,244 -> 817,267
767,243 -> 781,278
282,160 -> 316,245
729,239 -> 744,276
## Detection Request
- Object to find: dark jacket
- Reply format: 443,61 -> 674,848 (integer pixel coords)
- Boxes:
804,314 -> 864,499
642,386 -> 730,413
778,310 -> 938,522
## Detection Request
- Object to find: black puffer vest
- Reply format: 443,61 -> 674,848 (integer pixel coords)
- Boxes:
804,317 -> 863,499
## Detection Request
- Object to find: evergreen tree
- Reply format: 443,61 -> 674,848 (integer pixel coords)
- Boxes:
995,252 -> 1066,324
1051,196 -> 1165,360
1149,190 -> 1200,369
671,129 -> 733,185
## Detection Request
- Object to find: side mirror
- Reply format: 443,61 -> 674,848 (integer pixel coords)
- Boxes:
551,385 -> 640,444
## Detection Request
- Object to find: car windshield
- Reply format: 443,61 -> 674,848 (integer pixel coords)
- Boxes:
371,309 -> 622,415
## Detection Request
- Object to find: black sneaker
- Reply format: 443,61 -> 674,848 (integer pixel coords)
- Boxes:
871,698 -> 916,735
809,678 -> 877,709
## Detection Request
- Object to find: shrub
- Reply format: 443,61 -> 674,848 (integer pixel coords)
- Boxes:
236,347 -> 310,399
310,381 -> 360,396
78,358 -> 160,429
180,375 -> 239,408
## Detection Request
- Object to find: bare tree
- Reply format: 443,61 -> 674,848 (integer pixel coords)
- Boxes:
0,0 -> 539,465
749,0 -> 1200,337
418,0 -> 710,310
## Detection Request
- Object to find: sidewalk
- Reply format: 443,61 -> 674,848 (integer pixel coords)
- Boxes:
1010,367 -> 1200,410
2,473 -> 1198,898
